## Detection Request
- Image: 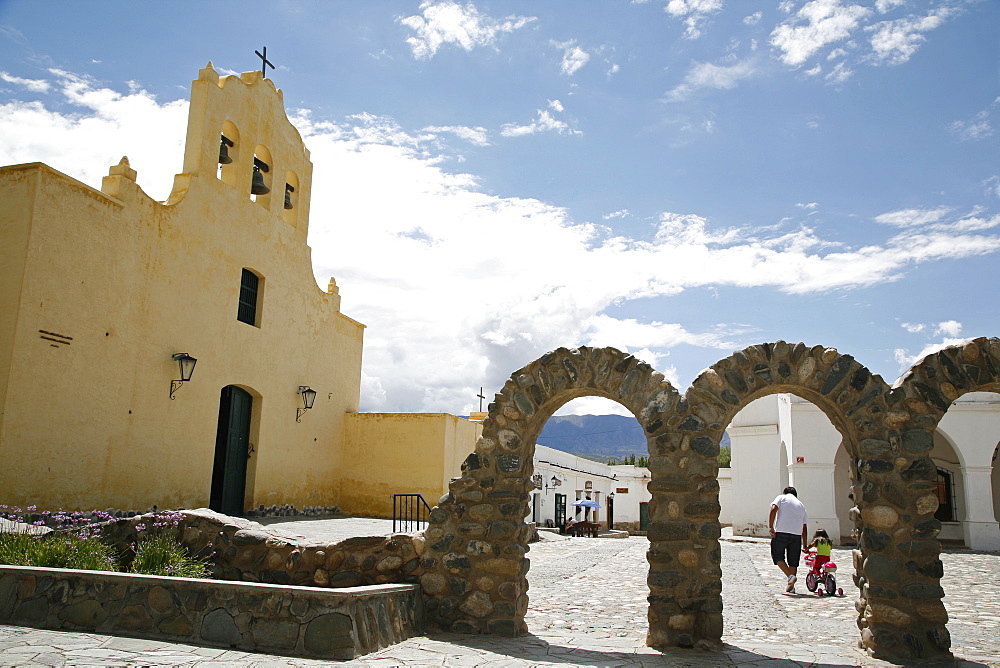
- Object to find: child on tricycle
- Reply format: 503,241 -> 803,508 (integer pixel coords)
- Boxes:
804,528 -> 843,596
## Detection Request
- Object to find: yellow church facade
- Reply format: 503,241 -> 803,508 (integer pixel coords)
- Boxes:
0,63 -> 479,516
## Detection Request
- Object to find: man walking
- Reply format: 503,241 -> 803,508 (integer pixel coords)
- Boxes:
768,486 -> 808,593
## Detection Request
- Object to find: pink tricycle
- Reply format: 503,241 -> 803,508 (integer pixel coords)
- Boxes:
804,550 -> 844,596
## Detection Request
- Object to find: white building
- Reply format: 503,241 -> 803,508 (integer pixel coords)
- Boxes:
724,392 -> 1000,551
529,445 -> 651,531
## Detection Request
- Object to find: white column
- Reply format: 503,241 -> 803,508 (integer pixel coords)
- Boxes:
789,463 -> 840,544
961,466 -> 1000,551
729,424 -> 780,537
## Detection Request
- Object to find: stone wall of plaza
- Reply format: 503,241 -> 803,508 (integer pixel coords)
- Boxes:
417,339 -> 1000,664
97,511 -> 424,589
0,565 -> 423,661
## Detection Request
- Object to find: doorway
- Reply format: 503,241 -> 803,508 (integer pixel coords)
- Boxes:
210,385 -> 252,516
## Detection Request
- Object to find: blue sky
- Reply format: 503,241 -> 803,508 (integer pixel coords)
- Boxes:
1,0 -> 997,415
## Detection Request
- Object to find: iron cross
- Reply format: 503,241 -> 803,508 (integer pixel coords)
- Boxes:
255,47 -> 274,78
477,387 -> 486,412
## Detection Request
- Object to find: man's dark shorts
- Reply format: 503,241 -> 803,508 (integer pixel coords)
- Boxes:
771,532 -> 802,567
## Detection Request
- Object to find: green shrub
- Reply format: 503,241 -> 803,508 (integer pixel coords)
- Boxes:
718,445 -> 732,468
131,533 -> 210,578
0,532 -> 118,571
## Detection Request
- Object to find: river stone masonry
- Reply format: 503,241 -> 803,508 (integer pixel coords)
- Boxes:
420,339 -> 1000,664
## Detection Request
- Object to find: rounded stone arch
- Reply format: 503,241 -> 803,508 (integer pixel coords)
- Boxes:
420,346 -> 680,638
678,342 -> 893,648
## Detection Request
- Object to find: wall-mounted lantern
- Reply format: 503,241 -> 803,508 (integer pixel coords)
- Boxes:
545,475 -> 562,492
169,353 -> 197,400
296,386 -> 317,422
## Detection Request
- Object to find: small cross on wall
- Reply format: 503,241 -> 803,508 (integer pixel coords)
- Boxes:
477,387 -> 486,412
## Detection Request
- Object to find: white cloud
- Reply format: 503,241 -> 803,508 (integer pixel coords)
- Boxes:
893,319 -> 968,370
771,0 -> 872,67
867,8 -> 954,65
0,70 -> 187,201
950,99 -> 998,142
3,69 -> 1000,413
985,176 -> 1000,198
500,108 -> 579,137
548,99 -> 564,113
423,124 -> 491,146
665,59 -> 757,101
873,206 -> 1000,234
935,320 -> 963,337
665,0 -> 724,39
796,202 -> 819,210
894,336 -> 969,369
558,43 -> 590,76
400,0 -> 535,60
744,12 -> 763,26
875,0 -> 907,13
0,71 -> 51,93
874,206 -> 951,227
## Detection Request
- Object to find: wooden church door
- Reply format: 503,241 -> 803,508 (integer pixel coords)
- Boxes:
210,385 -> 252,516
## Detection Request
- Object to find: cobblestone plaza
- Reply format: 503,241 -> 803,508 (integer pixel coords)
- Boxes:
2,518 -> 997,666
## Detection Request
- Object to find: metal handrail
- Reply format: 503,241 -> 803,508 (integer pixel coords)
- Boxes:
392,494 -> 431,533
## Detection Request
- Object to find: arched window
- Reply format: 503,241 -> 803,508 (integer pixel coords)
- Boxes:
282,171 -> 300,226
217,121 -> 240,186
251,145 -> 273,208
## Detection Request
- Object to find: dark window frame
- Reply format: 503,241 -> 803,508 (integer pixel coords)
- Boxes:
934,468 -> 956,522
237,268 -> 260,326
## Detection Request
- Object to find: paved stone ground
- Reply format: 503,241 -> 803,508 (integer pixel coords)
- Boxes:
2,517 -> 998,666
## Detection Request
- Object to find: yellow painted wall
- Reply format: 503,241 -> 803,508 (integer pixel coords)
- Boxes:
0,64 -> 364,512
340,413 -> 481,517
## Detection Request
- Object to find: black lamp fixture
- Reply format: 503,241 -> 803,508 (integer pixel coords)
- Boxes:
296,386 -> 317,422
169,353 -> 197,400
545,475 -> 562,492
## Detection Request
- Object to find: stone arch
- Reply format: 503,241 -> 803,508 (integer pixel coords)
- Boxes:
879,337 -> 1000,654
420,346 -> 680,637
677,342 -> 892,650
418,340 -> 1000,662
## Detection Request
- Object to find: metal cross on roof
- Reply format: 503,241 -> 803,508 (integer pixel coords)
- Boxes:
477,387 -> 486,412
255,46 -> 274,78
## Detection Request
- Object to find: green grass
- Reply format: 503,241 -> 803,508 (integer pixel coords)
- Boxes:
130,533 -> 211,578
0,532 -> 119,571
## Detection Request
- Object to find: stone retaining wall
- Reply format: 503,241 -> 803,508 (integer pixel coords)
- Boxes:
99,510 -> 427,589
0,565 -> 424,660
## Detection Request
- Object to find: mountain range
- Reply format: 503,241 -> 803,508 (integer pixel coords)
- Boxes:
536,414 -> 730,462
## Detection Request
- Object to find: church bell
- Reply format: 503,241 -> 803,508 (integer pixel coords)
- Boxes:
284,183 -> 294,209
251,163 -> 270,195
218,135 -> 233,165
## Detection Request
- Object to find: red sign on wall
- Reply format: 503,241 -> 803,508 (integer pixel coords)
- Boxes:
795,456 -> 805,463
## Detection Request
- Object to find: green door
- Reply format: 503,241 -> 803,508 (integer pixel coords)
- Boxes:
555,493 -> 566,531
210,386 -> 252,516
639,502 -> 650,531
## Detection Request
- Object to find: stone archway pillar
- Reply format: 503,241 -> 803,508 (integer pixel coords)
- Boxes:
960,466 -> 1000,550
